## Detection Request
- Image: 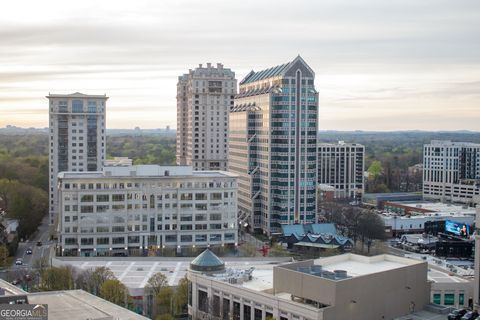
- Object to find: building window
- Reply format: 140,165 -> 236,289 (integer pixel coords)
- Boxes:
72,100 -> 84,113
459,293 -> 465,305
444,293 -> 455,305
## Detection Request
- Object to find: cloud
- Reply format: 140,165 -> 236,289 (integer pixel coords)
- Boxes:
0,0 -> 479,130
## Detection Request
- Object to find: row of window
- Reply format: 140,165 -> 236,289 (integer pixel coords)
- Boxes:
64,233 -> 236,245
64,223 -> 233,233
63,181 -> 235,190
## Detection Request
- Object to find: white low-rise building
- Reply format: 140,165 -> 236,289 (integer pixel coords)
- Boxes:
188,250 -> 430,320
57,165 -> 238,256
382,212 -> 475,236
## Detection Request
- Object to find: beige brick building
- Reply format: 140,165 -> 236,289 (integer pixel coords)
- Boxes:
176,63 -> 237,171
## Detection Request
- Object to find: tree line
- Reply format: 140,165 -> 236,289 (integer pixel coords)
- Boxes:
319,201 -> 386,253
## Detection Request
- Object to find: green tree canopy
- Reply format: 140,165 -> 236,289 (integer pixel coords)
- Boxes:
174,276 -> 189,314
39,267 -> 74,291
100,279 -> 130,307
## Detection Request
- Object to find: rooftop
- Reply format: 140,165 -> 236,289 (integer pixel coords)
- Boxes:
386,201 -> 476,215
239,56 -> 314,85
46,92 -> 108,99
0,279 -> 147,320
427,140 -> 480,147
311,254 -> 421,278
318,141 -> 365,147
27,290 -> 148,320
53,256 -> 289,296
58,165 -> 237,179
200,254 -> 424,293
281,223 -> 337,237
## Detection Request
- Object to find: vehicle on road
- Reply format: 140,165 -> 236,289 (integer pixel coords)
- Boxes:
15,259 -> 23,266
26,248 -> 32,255
11,279 -> 20,285
461,311 -> 479,320
448,309 -> 467,320
36,241 -> 42,247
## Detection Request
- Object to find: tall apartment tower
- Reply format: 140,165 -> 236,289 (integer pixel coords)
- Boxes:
176,63 -> 237,171
229,56 -> 318,235
423,140 -> 480,204
318,141 -> 365,199
48,92 -> 108,224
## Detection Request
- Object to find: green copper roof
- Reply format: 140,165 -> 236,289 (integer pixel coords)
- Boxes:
240,62 -> 290,85
190,249 -> 225,272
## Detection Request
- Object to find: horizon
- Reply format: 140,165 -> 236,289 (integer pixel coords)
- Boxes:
1,0 -> 479,130
2,124 -> 480,134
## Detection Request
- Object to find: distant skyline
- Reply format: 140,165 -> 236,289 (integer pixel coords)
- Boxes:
1,0 -> 479,131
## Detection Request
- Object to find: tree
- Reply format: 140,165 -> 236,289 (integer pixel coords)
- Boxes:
156,314 -> 174,320
146,272 -> 169,317
77,267 -> 115,295
146,272 -> 168,297
156,286 -> 174,316
39,267 -> 74,291
174,276 -> 188,314
358,211 -> 386,253
367,160 -> 384,179
100,279 -> 130,307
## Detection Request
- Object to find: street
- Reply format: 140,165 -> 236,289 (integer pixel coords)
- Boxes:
11,215 -> 55,270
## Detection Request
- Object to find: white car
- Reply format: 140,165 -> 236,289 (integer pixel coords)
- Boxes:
15,259 -> 23,266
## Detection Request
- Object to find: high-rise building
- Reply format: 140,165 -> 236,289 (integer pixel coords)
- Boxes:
318,141 -> 365,199
176,63 -> 237,171
229,56 -> 318,235
48,93 -> 107,224
423,140 -> 480,204
57,165 -> 238,256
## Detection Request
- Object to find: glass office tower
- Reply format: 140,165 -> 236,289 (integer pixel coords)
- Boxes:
229,56 -> 318,235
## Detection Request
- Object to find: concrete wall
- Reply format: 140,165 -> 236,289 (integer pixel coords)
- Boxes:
273,261 -> 337,307
333,261 -> 430,319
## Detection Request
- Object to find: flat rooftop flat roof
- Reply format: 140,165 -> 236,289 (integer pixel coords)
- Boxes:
387,201 -> 476,214
58,165 -> 237,179
54,257 -> 288,295
27,290 -> 148,320
313,254 -> 422,278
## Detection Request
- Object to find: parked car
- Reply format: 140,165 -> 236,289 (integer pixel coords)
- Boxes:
461,311 -> 479,320
26,248 -> 32,255
15,259 -> 23,266
36,241 -> 42,247
448,309 -> 467,320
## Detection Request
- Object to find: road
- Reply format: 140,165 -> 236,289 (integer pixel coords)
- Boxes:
12,214 -> 55,270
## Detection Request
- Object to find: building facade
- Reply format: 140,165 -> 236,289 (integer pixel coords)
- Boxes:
423,140 -> 480,204
229,56 -> 318,235
176,63 -> 237,171
474,208 -> 480,308
57,165 -> 238,256
318,141 -> 364,199
48,93 -> 108,225
188,251 -> 430,320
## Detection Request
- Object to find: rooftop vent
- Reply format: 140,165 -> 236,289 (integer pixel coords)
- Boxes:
334,270 -> 348,279
321,271 -> 336,280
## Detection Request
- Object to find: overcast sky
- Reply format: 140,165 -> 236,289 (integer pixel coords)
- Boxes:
1,0 -> 479,131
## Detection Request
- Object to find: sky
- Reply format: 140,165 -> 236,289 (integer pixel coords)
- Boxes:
0,0 -> 479,131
